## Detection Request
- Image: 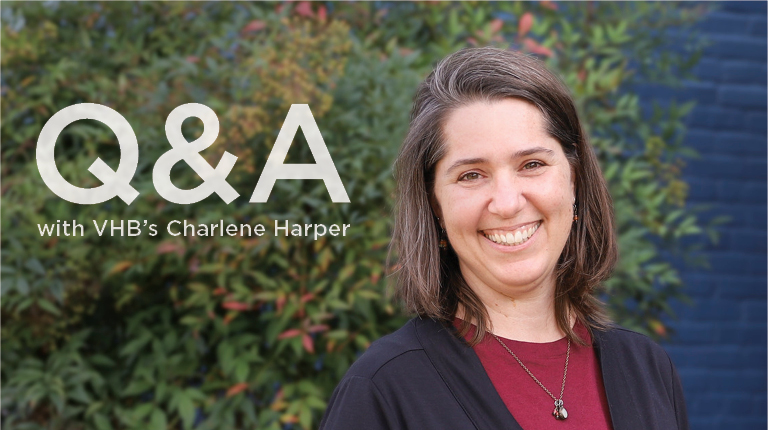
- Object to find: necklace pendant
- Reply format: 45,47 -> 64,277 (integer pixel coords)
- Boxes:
552,400 -> 568,420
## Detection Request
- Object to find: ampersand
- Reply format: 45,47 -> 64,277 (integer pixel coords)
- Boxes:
153,103 -> 239,204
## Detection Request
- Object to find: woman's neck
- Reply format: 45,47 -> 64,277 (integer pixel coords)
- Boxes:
457,286 -> 572,343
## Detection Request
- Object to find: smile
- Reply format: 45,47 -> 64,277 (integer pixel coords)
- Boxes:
481,221 -> 541,247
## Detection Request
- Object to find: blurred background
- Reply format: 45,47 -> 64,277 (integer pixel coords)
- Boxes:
1,2 -> 764,429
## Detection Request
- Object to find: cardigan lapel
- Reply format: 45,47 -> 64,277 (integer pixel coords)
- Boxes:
592,328 -> 643,430
414,317 -> 524,430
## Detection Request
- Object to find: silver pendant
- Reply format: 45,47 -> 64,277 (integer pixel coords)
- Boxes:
552,399 -> 568,420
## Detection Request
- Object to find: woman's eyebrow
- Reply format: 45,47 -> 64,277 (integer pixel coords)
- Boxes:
443,147 -> 555,176
445,157 -> 486,175
514,146 -> 555,158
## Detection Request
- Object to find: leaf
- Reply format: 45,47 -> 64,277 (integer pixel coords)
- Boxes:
540,1 -> 557,10
156,241 -> 183,255
648,319 -> 667,337
93,413 -> 113,430
305,395 -> 326,409
133,403 -> 154,421
234,360 -> 249,382
149,409 -> 167,430
119,330 -> 152,357
107,261 -> 133,276
240,20 -> 266,35
518,12 -> 533,37
122,380 -> 152,397
222,301 -> 250,311
294,1 -> 314,17
226,382 -> 249,398
302,334 -> 315,354
489,18 -> 503,34
307,324 -> 329,333
36,298 -> 61,315
299,404 -> 312,429
16,297 -> 33,312
175,390 -> 195,429
16,277 -> 30,295
318,5 -> 327,22
218,342 -> 235,375
522,37 -> 553,57
24,258 -> 45,275
277,329 -> 302,340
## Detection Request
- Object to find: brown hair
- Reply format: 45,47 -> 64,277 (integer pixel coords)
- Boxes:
390,47 -> 617,345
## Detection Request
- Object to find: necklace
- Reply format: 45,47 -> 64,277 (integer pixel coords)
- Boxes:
491,334 -> 571,420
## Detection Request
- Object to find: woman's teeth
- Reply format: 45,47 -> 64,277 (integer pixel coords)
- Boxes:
483,222 -> 540,246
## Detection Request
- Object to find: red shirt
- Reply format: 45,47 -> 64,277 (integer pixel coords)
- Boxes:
455,318 -> 614,430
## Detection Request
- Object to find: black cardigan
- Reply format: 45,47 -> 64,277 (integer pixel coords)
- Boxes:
319,317 -> 688,430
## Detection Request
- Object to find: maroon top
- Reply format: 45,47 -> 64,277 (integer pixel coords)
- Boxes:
455,318 -> 614,430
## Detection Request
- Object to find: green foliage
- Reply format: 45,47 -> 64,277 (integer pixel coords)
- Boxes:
1,1 -> 713,429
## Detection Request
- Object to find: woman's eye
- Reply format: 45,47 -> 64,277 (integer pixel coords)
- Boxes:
523,161 -> 544,170
458,172 -> 481,181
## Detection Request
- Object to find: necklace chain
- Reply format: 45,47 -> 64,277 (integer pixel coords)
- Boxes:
491,334 -> 570,402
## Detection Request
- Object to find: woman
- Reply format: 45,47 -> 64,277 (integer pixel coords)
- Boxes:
319,47 -> 688,430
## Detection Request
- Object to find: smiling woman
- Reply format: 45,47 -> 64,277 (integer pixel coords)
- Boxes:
320,47 -> 689,430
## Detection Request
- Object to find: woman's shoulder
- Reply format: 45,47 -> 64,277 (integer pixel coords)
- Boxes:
596,324 -> 673,356
594,324 -> 679,377
343,317 -> 431,380
320,318 -> 479,429
594,325 -> 689,429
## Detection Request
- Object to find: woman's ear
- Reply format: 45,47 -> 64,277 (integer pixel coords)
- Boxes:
570,169 -> 577,202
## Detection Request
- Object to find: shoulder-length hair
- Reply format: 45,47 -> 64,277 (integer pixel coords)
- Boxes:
391,47 -> 618,345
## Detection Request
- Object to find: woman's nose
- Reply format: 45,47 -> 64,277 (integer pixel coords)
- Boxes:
487,177 -> 525,218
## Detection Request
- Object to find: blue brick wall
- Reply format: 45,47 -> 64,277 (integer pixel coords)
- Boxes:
640,3 -> 767,429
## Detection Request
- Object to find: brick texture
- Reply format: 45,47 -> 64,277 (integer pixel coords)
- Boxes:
641,3 -> 767,429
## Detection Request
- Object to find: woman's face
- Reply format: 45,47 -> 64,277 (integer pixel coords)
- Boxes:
432,98 -> 575,301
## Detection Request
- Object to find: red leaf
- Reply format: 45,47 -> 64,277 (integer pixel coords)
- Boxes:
222,301 -> 250,311
308,324 -> 329,333
278,329 -> 302,340
241,20 -> 266,35
649,319 -> 668,337
155,241 -> 181,255
489,18 -> 503,34
108,261 -> 132,275
523,38 -> 553,57
318,5 -> 327,22
213,287 -> 227,296
302,333 -> 315,354
294,1 -> 314,18
185,56 -> 199,64
300,293 -> 314,303
540,1 -> 558,10
519,12 -> 534,37
226,382 -> 248,398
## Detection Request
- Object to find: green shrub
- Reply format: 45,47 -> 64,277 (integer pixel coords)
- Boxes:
1,2 -> 714,429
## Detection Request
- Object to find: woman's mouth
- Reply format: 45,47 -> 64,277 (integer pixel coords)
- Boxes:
482,221 -> 541,247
